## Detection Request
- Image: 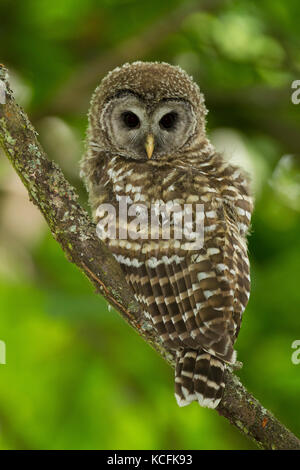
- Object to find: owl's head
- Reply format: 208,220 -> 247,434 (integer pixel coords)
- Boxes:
88,61 -> 208,161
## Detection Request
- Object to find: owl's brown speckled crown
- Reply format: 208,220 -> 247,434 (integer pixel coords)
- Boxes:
88,61 -> 208,146
99,61 -> 206,108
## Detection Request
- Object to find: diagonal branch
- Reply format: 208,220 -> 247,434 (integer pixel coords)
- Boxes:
0,66 -> 299,450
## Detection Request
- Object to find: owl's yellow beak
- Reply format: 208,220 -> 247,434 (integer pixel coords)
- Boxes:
145,134 -> 155,159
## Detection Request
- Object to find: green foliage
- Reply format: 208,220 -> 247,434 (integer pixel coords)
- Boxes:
0,0 -> 300,450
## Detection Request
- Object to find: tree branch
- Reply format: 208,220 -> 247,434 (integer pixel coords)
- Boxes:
0,66 -> 299,450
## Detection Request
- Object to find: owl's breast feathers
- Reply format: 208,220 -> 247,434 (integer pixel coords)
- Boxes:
91,149 -> 253,365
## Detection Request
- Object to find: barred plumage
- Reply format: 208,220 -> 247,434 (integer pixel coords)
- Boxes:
81,62 -> 253,408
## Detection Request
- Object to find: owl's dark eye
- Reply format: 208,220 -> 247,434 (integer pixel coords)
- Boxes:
122,111 -> 140,129
159,112 -> 178,130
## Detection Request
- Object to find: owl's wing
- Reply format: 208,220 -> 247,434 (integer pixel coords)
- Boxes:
178,213 -> 250,363
118,202 -> 249,364
114,161 -> 253,364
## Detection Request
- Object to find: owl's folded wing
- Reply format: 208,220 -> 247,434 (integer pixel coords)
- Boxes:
117,221 -> 246,364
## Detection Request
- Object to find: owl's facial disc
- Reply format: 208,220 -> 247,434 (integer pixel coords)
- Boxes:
103,92 -> 196,160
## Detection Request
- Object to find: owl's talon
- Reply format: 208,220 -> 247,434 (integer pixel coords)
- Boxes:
229,361 -> 243,371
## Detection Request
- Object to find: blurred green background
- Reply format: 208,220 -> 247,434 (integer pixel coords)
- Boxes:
0,0 -> 300,450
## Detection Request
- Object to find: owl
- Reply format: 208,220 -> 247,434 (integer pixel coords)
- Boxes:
81,61 -> 253,408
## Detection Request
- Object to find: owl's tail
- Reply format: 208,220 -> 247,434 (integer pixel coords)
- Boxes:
175,349 -> 225,409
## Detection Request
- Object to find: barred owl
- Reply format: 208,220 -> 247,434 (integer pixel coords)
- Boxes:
81,62 -> 253,408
